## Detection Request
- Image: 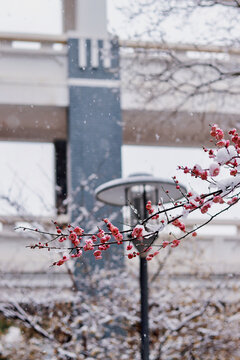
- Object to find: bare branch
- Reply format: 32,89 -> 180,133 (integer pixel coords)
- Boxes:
0,301 -> 54,340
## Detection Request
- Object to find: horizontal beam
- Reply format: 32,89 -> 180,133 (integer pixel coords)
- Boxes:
0,105 -> 239,147
120,40 -> 240,56
0,105 -> 67,142
122,109 -> 240,147
1,32 -> 240,56
0,32 -> 67,43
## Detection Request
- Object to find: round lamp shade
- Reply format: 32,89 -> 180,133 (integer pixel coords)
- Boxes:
95,174 -> 187,206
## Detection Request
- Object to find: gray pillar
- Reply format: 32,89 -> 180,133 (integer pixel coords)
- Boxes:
62,0 -> 77,32
67,36 -> 123,274
62,0 -> 107,35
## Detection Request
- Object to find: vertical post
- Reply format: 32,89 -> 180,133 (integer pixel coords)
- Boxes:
131,185 -> 150,359
140,187 -> 149,360
140,257 -> 149,360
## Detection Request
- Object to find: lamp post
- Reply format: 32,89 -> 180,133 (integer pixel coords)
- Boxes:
95,174 -> 186,360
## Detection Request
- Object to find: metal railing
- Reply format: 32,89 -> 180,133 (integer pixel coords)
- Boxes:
0,32 -> 68,55
0,31 -> 240,57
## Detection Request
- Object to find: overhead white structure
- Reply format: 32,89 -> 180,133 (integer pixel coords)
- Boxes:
0,33 -> 240,146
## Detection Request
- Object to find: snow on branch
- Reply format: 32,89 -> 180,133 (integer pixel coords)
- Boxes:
0,301 -> 53,340
15,124 -> 240,268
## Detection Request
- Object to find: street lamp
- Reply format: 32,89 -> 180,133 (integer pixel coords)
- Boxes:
95,174 -> 186,360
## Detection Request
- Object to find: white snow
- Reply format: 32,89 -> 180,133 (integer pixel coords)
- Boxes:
216,145 -> 237,165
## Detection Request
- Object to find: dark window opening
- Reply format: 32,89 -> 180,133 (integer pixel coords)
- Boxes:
54,140 -> 67,215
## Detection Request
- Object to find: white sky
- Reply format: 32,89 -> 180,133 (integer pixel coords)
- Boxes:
0,142 -> 54,216
108,0 -> 240,45
0,0 -> 62,34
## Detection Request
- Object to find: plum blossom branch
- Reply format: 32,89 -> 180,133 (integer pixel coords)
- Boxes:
18,124 -> 240,266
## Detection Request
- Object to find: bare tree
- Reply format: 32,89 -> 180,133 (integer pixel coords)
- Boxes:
112,0 -> 240,130
1,265 -> 240,359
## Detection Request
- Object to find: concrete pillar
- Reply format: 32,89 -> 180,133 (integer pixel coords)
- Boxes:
62,0 -> 77,32
67,1 -> 123,273
62,0 -> 107,36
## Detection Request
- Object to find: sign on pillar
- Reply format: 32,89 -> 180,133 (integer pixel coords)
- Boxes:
67,35 -> 123,274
